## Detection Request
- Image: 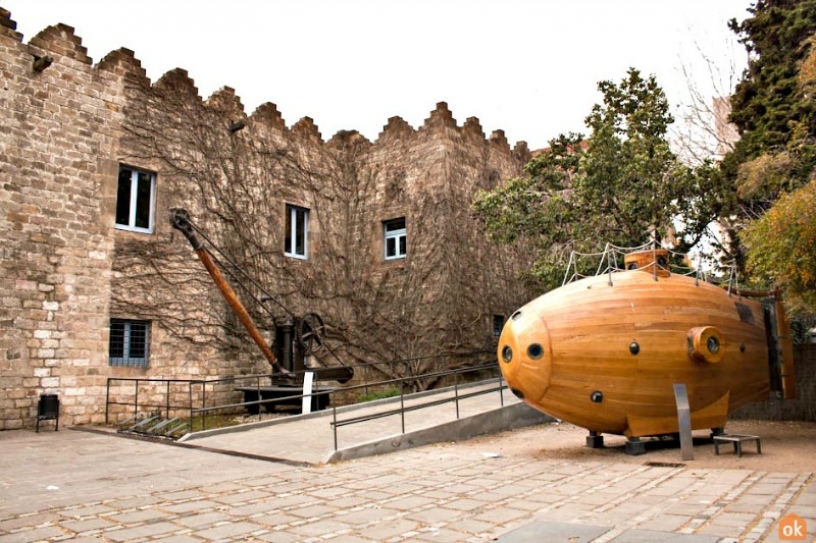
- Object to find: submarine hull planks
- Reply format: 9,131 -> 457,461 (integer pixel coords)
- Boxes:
498,270 -> 770,437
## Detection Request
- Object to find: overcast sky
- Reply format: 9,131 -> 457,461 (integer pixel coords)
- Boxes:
5,1 -> 752,150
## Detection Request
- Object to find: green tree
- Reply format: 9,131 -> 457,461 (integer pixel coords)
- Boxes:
743,181 -> 816,315
725,0 -> 816,206
473,68 -> 722,289
724,1 -> 816,318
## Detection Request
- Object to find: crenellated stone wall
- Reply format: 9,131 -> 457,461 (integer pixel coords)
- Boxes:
5,7 -> 812,431
0,10 -> 129,428
0,6 -> 537,428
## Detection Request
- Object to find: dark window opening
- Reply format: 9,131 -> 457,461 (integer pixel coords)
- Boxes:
285,204 -> 309,259
116,167 -> 155,233
109,319 -> 150,367
384,217 -> 407,260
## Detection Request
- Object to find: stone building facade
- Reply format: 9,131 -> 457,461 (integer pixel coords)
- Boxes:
0,8 -> 537,429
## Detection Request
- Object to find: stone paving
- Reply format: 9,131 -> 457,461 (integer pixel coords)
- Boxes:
1,426 -> 814,542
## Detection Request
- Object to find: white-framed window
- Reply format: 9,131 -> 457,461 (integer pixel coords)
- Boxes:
116,166 -> 156,233
285,204 -> 309,259
384,217 -> 407,260
109,319 -> 150,367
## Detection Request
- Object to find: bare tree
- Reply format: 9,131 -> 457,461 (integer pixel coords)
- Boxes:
112,73 -> 535,389
668,38 -> 746,270
671,39 -> 744,166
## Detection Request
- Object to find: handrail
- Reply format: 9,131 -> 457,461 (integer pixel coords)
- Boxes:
331,378 -> 503,428
327,364 -> 503,450
104,351 -> 502,437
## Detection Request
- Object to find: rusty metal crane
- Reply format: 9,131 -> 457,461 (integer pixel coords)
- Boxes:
169,209 -> 353,394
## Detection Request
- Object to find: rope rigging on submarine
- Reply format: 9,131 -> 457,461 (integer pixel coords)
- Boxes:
169,208 -> 354,392
496,241 -> 796,455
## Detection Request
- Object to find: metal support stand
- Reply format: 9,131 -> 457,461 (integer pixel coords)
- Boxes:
586,430 -> 604,448
625,437 -> 646,456
713,434 -> 762,457
673,383 -> 694,461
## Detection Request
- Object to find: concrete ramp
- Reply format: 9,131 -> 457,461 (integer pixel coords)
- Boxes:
181,381 -> 553,464
326,401 -> 550,462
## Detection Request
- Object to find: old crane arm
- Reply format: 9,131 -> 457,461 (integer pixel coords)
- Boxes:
169,208 -> 290,376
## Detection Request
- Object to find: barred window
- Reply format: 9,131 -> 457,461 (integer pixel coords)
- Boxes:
109,319 -> 150,367
493,315 -> 505,338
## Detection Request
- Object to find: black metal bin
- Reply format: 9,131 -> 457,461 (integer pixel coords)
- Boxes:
36,393 -> 59,432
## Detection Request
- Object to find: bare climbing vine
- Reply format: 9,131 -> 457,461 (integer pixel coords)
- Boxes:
111,73 -> 536,388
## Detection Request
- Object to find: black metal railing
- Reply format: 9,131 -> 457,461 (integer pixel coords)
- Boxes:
328,362 -> 505,450
104,350 -> 504,443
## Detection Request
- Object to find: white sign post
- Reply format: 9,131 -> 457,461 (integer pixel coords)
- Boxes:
301,371 -> 315,415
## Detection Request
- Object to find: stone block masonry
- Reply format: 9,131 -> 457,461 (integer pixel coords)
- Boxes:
0,9 -> 133,428
0,5 -> 537,429
1,6 -> 812,435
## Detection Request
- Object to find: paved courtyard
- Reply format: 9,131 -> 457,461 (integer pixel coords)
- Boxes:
1,424 -> 814,542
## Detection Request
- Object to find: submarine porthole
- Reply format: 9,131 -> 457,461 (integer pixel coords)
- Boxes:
687,326 -> 725,364
590,391 -> 603,403
527,343 -> 544,359
511,310 -> 522,321
627,262 -> 638,270
657,255 -> 668,269
501,345 -> 513,363
511,388 -> 525,399
740,342 -> 746,353
629,341 -> 640,355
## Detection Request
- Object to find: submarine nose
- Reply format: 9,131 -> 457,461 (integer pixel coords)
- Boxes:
497,309 -> 552,403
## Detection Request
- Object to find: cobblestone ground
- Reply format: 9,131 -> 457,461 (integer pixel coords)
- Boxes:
0,429 -> 814,542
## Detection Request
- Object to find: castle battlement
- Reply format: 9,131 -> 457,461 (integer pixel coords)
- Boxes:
96,48 -> 148,84
291,116 -> 322,142
377,116 -> 416,143
463,117 -> 485,141
29,23 -> 90,65
0,7 -> 527,154
250,102 -> 287,131
154,68 -> 201,100
0,5 -> 536,430
422,101 -> 457,130
205,86 -> 245,119
327,129 -> 371,150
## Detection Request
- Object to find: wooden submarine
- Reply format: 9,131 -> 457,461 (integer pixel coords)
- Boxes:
497,248 -> 796,454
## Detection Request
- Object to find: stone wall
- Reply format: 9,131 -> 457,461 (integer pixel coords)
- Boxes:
3,5 -> 814,430
0,10 -> 136,428
0,6 -> 537,428
109,66 -> 537,396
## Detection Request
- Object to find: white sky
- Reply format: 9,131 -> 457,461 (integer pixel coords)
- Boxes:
4,1 -> 752,150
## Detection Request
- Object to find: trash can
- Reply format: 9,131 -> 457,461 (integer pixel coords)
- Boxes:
36,394 -> 59,432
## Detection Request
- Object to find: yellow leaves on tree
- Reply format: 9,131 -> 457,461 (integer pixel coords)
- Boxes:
744,180 -> 816,315
798,35 -> 816,98
736,152 -> 793,199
